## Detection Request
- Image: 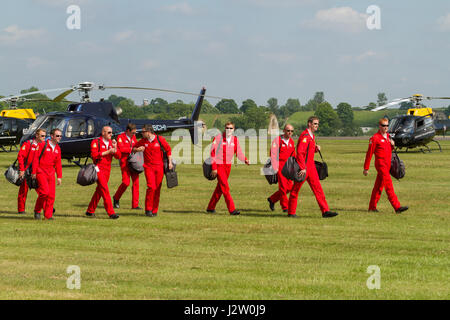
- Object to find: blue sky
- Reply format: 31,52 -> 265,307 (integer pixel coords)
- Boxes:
1,0 -> 450,109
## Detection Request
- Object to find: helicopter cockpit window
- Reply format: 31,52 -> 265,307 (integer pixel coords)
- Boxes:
66,119 -> 87,138
0,120 -> 10,131
416,119 -> 424,128
87,119 -> 94,136
38,117 -> 67,135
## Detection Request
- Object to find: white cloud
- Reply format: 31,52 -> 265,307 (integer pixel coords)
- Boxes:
26,57 -> 49,69
339,50 -> 386,64
161,2 -> 194,15
437,13 -> 450,31
303,7 -> 368,33
141,59 -> 160,70
113,30 -> 136,43
203,41 -> 227,55
32,0 -> 90,7
245,0 -> 318,8
259,52 -> 297,64
0,25 -> 46,45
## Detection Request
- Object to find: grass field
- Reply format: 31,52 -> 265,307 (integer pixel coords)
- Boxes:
0,139 -> 449,299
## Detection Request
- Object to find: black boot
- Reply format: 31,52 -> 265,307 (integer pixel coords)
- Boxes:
322,211 -> 338,218
267,198 -> 275,211
113,199 -> 120,209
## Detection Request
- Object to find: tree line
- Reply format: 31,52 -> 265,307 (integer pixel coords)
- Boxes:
2,87 -> 449,136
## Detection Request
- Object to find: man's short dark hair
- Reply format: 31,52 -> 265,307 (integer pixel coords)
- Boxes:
50,128 -> 61,135
142,124 -> 155,134
307,116 -> 319,124
126,123 -> 137,131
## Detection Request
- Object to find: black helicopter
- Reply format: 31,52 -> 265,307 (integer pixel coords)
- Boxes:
0,82 -> 221,161
372,94 -> 450,152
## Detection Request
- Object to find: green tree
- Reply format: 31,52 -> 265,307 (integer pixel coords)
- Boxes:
118,99 -> 146,119
267,97 -> 279,115
150,98 -> 169,113
279,98 -> 301,118
314,102 -> 341,136
313,92 -> 325,104
200,99 -> 220,114
215,99 -> 239,114
336,102 -> 354,126
230,106 -> 268,131
377,93 -> 388,106
240,99 -> 258,114
445,105 -> 450,117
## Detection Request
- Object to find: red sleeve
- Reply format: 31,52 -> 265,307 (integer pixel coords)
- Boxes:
210,135 -> 221,171
91,138 -> 102,162
32,142 -> 44,175
113,146 -> 121,159
235,136 -> 247,162
159,136 -> 172,156
364,137 -> 376,171
117,134 -> 129,154
56,146 -> 62,179
134,139 -> 144,149
296,135 -> 309,170
18,141 -> 30,171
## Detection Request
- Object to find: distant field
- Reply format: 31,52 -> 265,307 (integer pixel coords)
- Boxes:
0,139 -> 448,299
288,110 -> 404,128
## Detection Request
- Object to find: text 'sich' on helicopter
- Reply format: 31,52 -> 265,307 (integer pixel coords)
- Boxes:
0,96 -> 39,152
0,82 -> 224,164
371,94 -> 450,152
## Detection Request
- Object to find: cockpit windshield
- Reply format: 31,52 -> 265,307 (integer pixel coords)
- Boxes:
28,115 -> 67,135
388,116 -> 414,133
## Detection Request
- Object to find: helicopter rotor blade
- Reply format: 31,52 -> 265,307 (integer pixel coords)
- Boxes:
424,96 -> 450,100
101,86 -> 228,100
371,98 -> 411,112
0,87 -> 73,102
53,88 -> 77,102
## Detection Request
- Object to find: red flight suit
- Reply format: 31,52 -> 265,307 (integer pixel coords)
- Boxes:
134,135 -> 172,214
269,136 -> 295,210
17,139 -> 39,213
87,138 -> 121,216
113,132 -> 140,208
32,141 -> 62,219
288,129 -> 329,215
207,133 -> 248,213
364,131 -> 401,211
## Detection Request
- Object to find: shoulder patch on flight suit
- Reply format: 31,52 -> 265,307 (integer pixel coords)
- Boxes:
302,138 -> 307,143
22,145 -> 26,150
118,138 -> 122,143
93,143 -> 97,148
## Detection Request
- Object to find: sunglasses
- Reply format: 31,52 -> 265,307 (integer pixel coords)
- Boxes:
107,131 -> 112,134
380,124 -> 389,127
55,135 -> 62,137
225,127 -> 234,130
39,134 -> 46,137
286,130 -> 294,132
312,123 -> 319,125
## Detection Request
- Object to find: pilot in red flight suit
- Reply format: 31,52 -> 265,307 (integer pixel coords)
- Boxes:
32,128 -> 63,220
267,124 -> 295,213
364,118 -> 408,213
207,122 -> 249,216
17,128 -> 46,214
86,126 -> 121,219
288,116 -> 338,218
133,124 -> 173,217
113,123 -> 140,210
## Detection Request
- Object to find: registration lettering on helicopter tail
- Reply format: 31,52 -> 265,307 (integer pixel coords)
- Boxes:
152,124 -> 167,132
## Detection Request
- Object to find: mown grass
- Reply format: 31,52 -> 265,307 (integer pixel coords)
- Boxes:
0,139 -> 448,299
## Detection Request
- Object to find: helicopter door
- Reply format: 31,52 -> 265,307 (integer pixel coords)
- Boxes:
415,119 -> 425,132
65,118 -> 88,139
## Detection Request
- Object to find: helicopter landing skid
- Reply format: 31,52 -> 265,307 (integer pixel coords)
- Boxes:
431,139 -> 442,152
